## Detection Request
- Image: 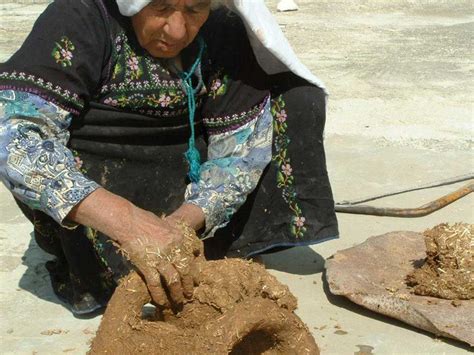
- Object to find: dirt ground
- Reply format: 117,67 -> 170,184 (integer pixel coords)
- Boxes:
0,1 -> 473,354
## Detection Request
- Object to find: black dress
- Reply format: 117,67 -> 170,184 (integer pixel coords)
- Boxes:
0,0 -> 338,313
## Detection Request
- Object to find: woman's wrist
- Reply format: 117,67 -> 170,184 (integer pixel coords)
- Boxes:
66,187 -> 136,244
67,189 -> 205,243
167,203 -> 205,232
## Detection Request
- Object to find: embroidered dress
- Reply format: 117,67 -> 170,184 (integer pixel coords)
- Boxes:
0,0 -> 338,313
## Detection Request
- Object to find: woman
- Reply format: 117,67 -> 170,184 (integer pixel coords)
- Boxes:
0,0 -> 338,315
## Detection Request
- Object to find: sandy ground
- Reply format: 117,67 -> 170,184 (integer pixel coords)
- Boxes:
1,1 -> 473,354
271,0 -> 473,150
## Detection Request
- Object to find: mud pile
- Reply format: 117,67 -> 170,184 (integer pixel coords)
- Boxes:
406,223 -> 474,300
89,259 -> 319,354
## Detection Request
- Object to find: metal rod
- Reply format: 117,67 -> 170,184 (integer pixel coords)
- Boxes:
336,173 -> 474,206
335,182 -> 473,217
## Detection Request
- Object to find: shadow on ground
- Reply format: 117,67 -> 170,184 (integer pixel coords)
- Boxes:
19,234 -> 106,319
18,233 -> 65,307
263,246 -> 326,275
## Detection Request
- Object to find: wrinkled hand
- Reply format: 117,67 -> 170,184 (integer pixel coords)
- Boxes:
67,189 -> 205,309
118,209 -> 204,309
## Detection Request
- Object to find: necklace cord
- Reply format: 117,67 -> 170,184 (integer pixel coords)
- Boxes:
177,37 -> 206,183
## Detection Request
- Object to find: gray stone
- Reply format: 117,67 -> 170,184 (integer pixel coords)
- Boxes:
326,231 -> 474,346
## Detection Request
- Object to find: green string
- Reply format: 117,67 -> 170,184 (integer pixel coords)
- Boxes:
178,37 -> 206,183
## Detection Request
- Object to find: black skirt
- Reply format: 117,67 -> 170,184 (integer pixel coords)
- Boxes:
18,73 -> 338,313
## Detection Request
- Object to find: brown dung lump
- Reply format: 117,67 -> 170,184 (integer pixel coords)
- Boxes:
89,259 -> 319,354
406,223 -> 474,300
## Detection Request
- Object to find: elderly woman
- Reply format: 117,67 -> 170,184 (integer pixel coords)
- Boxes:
0,0 -> 338,315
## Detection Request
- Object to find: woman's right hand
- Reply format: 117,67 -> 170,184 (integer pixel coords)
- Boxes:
67,188 -> 204,309
118,208 -> 204,309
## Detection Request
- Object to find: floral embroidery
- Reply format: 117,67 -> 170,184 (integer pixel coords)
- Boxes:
103,90 -> 194,117
208,74 -> 229,99
52,37 -> 75,67
275,109 -> 287,123
294,216 -> 306,228
103,97 -> 118,106
126,55 -> 142,80
0,71 -> 82,112
98,32 -> 197,116
204,96 -> 269,135
282,163 -> 294,176
71,149 -> 87,174
271,95 -> 307,238
110,35 -> 144,82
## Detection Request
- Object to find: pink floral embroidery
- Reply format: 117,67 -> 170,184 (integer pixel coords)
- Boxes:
52,37 -> 75,67
281,163 -> 293,176
74,156 -> 83,170
294,216 -> 306,228
209,74 -> 229,99
211,79 -> 222,92
272,95 -> 307,238
71,150 -> 87,174
61,49 -> 73,62
159,94 -> 171,107
97,32 -> 188,114
127,55 -> 142,80
276,109 -> 287,123
103,97 -> 118,106
127,56 -> 139,71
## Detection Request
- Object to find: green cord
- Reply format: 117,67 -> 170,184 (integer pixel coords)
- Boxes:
178,37 -> 206,183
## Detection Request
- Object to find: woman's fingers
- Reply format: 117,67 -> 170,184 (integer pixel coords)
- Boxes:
141,268 -> 170,308
157,263 -> 185,306
140,254 -> 201,307
120,214 -> 203,308
174,258 -> 194,299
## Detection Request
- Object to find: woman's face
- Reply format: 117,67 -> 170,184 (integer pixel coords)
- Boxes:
132,0 -> 211,58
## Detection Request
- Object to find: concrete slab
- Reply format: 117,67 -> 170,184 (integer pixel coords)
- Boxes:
1,1 -> 473,354
268,0 -> 473,150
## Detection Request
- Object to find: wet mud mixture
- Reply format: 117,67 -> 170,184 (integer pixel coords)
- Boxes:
406,223 -> 474,300
89,259 -> 319,354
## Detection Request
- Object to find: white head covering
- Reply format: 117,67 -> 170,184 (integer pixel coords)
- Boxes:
116,0 -> 327,93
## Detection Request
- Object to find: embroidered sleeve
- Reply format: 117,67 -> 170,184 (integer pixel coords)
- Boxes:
0,90 -> 100,227
185,97 -> 273,237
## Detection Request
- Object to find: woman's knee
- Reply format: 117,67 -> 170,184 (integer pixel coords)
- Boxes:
271,75 -> 327,140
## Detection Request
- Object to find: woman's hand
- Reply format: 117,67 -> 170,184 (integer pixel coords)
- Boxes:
119,210 -> 204,309
67,188 -> 204,309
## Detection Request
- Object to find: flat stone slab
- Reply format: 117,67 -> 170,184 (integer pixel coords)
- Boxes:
325,231 -> 474,347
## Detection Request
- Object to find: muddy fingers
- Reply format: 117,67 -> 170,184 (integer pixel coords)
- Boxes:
117,218 -> 204,310
140,267 -> 170,308
157,262 -> 185,306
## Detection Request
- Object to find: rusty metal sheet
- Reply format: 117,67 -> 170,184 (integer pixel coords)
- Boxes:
325,231 -> 474,346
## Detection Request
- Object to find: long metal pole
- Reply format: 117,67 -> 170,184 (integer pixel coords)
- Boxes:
335,182 -> 473,217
